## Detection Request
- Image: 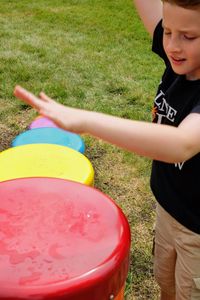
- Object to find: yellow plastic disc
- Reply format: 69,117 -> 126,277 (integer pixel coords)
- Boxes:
0,144 -> 94,186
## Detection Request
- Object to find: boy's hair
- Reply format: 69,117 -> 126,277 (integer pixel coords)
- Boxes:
162,0 -> 200,7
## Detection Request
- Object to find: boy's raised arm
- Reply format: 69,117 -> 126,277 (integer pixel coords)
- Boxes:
133,0 -> 162,37
14,86 -> 200,164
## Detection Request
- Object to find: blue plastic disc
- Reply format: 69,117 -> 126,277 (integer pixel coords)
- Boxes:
12,127 -> 85,153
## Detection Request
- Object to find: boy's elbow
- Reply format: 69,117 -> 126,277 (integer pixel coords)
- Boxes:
158,130 -> 198,163
169,138 -> 199,164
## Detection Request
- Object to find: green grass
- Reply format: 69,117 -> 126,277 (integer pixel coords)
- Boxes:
0,0 -> 164,298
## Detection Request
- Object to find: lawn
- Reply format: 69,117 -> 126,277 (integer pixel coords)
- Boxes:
0,0 -> 164,298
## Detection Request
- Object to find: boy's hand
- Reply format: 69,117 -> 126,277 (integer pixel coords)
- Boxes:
14,85 -> 89,134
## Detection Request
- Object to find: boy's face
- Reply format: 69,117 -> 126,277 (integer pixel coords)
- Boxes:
162,2 -> 200,80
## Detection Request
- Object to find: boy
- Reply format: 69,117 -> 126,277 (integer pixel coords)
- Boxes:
14,0 -> 200,299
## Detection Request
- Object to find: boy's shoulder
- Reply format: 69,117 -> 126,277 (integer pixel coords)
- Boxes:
152,20 -> 168,64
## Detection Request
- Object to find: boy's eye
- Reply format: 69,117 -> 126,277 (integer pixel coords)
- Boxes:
184,35 -> 196,40
164,31 -> 171,35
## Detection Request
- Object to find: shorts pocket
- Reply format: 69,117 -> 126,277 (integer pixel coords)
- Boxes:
193,278 -> 200,289
191,278 -> 200,299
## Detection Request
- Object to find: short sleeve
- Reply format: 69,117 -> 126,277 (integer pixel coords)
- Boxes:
152,20 -> 169,65
191,104 -> 200,114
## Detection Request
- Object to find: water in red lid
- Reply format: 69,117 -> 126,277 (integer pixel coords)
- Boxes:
0,178 -> 130,299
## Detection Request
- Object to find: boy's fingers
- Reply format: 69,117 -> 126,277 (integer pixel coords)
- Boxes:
39,92 -> 52,102
14,85 -> 43,109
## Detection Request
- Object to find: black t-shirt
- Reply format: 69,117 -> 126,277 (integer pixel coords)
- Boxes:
150,20 -> 200,234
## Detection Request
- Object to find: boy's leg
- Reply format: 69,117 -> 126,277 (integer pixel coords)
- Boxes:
160,291 -> 175,300
154,203 -> 200,300
153,204 -> 177,299
175,222 -> 200,300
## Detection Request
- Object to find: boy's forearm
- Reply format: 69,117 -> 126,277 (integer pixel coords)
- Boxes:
85,111 -> 193,163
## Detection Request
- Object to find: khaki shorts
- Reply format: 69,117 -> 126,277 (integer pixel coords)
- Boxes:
153,204 -> 200,300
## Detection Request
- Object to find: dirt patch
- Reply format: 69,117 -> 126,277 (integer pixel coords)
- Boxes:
0,109 -> 34,151
0,123 -> 16,151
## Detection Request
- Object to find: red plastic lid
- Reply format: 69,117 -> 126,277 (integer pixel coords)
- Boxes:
0,178 -> 130,300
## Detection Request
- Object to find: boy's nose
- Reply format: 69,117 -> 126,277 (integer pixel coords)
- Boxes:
166,37 -> 181,53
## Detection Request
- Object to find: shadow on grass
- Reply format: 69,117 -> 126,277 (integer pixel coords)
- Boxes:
127,247 -> 159,300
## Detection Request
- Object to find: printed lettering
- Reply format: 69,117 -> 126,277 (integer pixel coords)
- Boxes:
154,89 -> 177,123
174,162 -> 185,170
156,113 -> 165,124
166,106 -> 177,122
155,90 -> 165,103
